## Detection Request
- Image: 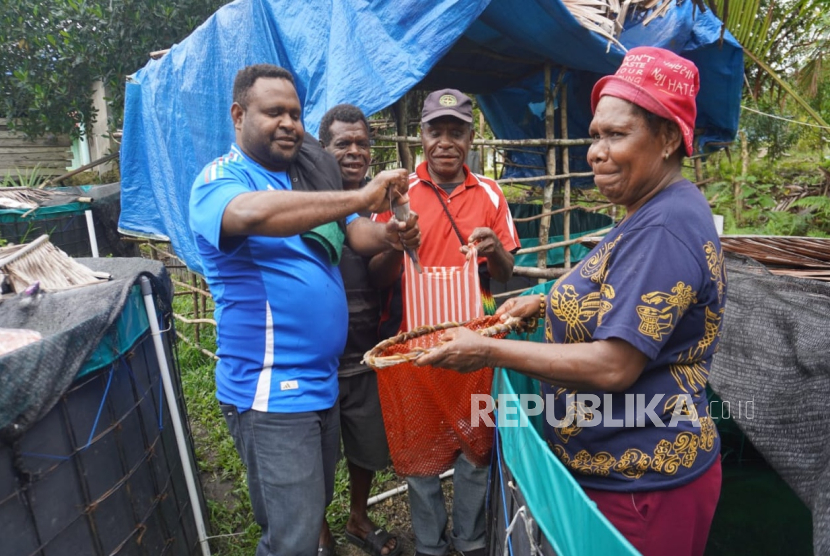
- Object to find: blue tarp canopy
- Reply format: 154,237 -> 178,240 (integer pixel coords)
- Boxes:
119,0 -> 743,274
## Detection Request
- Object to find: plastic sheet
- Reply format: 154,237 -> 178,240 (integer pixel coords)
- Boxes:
120,0 -> 742,274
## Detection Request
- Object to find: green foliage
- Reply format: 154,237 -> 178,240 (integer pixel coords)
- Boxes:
791,195 -> 830,234
1,165 -> 46,188
0,0 -> 226,139
704,148 -> 830,237
740,99 -> 801,160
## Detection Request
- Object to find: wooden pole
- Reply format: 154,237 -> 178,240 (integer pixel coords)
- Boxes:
513,202 -> 613,222
496,171 -> 593,185
38,151 -> 119,188
191,272 -> 201,345
694,156 -> 704,192
737,130 -> 747,225
394,95 -> 412,171
513,266 -> 571,279
478,111 -> 486,177
538,65 -> 555,276
374,135 -> 591,147
537,65 -> 566,282
561,83 -> 571,269
517,227 -> 612,255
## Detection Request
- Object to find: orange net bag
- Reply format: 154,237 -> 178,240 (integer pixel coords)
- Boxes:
364,315 -> 530,476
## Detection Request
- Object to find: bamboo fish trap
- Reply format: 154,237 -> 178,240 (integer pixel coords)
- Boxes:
363,315 -> 534,370
0,235 -> 110,293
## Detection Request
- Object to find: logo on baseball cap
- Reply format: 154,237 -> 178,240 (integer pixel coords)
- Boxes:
422,89 -> 473,123
591,47 -> 699,156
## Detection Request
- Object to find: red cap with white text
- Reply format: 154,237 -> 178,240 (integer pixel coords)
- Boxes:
591,47 -> 699,156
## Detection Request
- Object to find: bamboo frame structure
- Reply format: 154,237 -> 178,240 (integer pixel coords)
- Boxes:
133,77 -> 613,358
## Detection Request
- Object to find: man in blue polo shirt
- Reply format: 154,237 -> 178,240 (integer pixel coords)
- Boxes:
189,64 -> 419,556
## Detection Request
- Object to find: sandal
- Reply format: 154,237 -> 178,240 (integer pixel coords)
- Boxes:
344,527 -> 402,556
317,538 -> 336,556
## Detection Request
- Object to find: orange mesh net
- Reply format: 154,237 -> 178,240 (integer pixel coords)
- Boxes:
371,315 -> 509,476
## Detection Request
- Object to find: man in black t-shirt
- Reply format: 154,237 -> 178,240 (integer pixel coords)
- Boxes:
318,104 -> 403,556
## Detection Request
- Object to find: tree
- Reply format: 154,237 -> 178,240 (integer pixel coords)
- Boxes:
710,0 -> 829,129
0,0 -> 226,140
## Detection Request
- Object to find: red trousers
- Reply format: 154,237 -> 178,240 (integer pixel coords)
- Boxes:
583,459 -> 722,556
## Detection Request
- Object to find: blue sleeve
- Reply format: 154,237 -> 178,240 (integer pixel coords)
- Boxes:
189,166 -> 251,250
592,226 -> 705,359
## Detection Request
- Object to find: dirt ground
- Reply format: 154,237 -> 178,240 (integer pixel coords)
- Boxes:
334,477 -> 459,556
199,466 -> 461,556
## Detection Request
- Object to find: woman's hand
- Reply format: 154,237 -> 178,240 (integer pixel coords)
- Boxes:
495,294 -> 544,321
414,327 -> 493,373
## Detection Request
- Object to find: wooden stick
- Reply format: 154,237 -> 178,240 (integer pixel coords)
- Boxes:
172,313 -> 217,326
513,203 -> 613,222
0,235 -> 50,267
175,330 -> 218,360
497,172 -> 594,185
512,266 -> 571,279
38,152 -> 119,188
373,135 -> 593,147
516,227 -> 614,254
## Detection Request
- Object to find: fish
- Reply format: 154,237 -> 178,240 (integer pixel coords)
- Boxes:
390,193 -> 423,274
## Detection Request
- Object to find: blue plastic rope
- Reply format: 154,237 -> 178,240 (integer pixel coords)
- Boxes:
84,364 -> 115,449
22,364 -> 115,462
60,213 -> 78,232
21,353 -> 166,463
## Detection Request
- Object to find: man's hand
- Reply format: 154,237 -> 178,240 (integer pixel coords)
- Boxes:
361,168 -> 409,213
461,226 -> 515,283
384,211 -> 420,251
461,227 -> 501,257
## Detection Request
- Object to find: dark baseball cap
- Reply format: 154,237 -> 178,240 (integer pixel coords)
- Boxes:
421,89 -> 473,123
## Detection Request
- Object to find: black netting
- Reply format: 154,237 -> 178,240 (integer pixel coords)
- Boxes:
0,258 -> 171,440
0,257 -> 204,555
710,254 -> 830,555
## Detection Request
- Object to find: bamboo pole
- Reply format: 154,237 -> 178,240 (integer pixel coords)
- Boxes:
191,272 -> 201,345
479,111 -> 486,177
173,313 -> 217,326
561,83 -> 572,269
374,135 -> 591,147
694,157 -> 704,192
394,96 -> 412,171
513,203 -> 613,223
512,266 -> 571,279
517,228 -> 613,255
537,65 -> 566,280
200,276 -> 209,339
737,130 -> 747,225
170,276 -> 213,298
538,65 -> 553,273
497,171 -> 593,185
175,330 -> 218,360
38,151 -> 120,188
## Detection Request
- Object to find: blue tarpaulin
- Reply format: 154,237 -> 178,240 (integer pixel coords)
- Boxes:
119,0 -> 743,274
